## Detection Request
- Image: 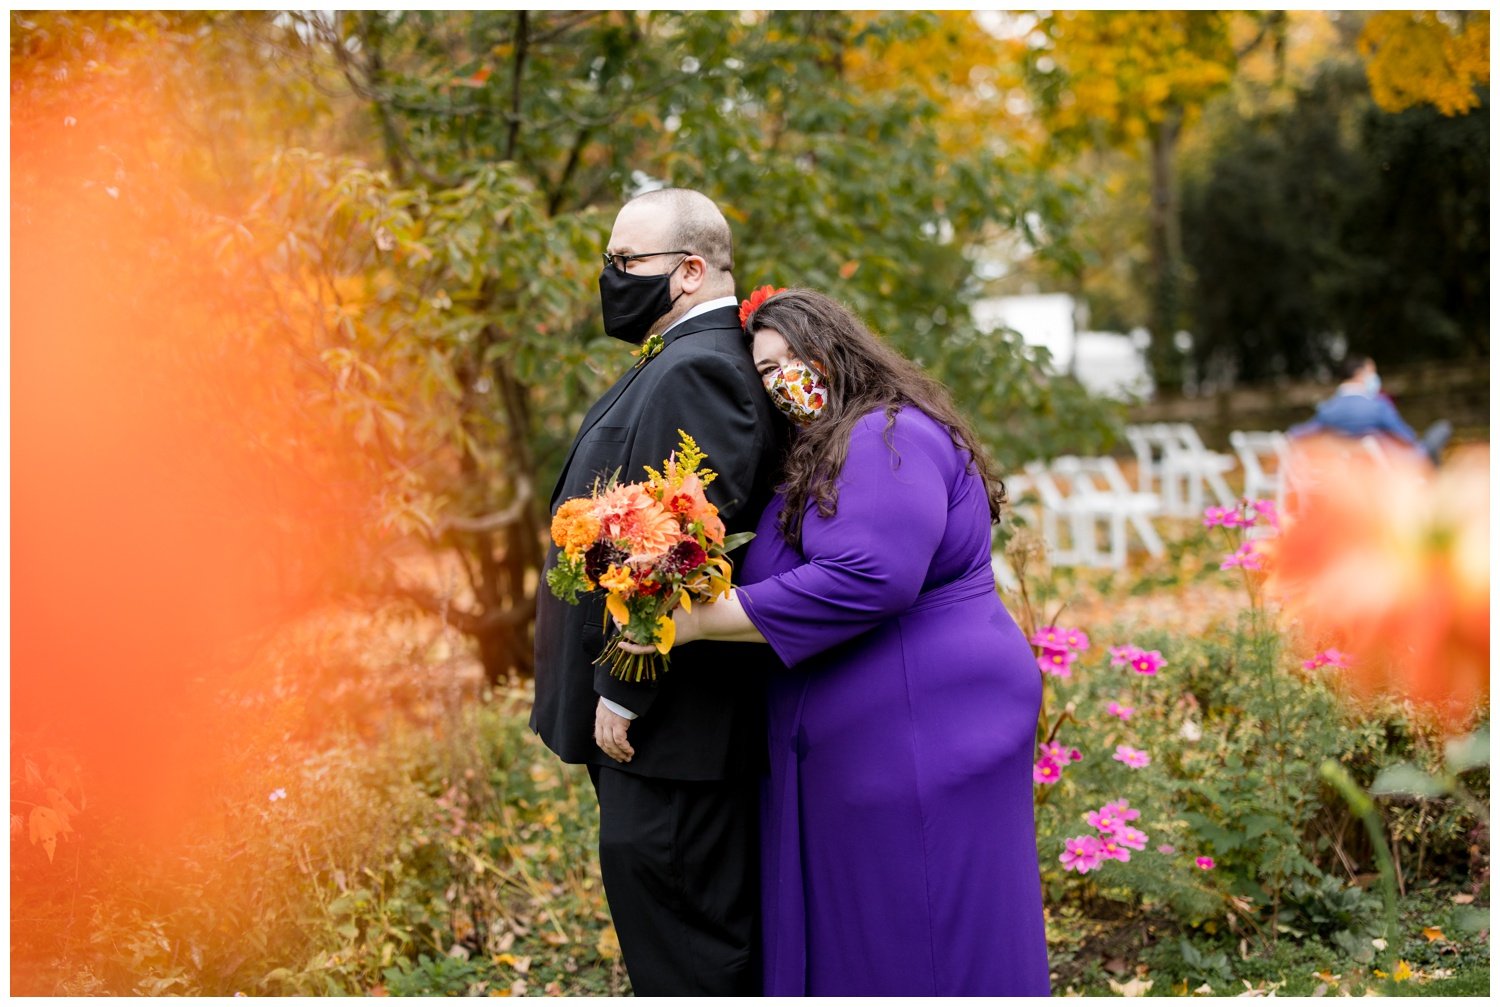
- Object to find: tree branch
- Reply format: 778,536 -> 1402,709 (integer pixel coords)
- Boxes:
505,11 -> 528,162
439,478 -> 533,534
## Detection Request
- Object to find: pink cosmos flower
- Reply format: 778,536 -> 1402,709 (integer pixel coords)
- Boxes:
1033,757 -> 1061,785
1128,650 -> 1166,676
1107,701 -> 1135,720
1109,644 -> 1142,667
1100,800 -> 1141,822
1220,541 -> 1265,571
1062,627 -> 1091,652
1157,843 -> 1176,855
1038,741 -> 1081,765
1113,745 -> 1151,768
1203,505 -> 1236,527
1060,835 -> 1105,874
1036,643 -> 1075,677
1196,856 -> 1216,870
1303,648 -> 1352,671
1086,808 -> 1121,834
1117,826 -> 1149,851
1030,626 -> 1066,649
1251,498 -> 1280,530
1097,835 -> 1131,862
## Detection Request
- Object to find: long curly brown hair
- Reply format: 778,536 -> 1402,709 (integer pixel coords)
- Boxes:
744,289 -> 1006,550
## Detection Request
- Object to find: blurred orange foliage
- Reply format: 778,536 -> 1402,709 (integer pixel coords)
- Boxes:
12,16 -> 381,847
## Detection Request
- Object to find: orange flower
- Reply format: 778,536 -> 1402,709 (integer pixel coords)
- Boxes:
700,504 -> 726,545
595,482 -> 683,562
739,284 -> 787,327
550,498 -> 601,559
1265,441 -> 1488,730
665,473 -> 713,522
598,564 -> 634,594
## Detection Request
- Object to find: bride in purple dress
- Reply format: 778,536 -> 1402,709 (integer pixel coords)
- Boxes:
619,289 -> 1050,995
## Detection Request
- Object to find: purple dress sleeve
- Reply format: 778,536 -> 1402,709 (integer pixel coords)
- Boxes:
738,412 -> 950,667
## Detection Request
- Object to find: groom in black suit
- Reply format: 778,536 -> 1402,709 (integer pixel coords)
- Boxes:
531,188 -> 781,995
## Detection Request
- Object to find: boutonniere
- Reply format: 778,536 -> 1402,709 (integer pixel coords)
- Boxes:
633,333 -> 664,366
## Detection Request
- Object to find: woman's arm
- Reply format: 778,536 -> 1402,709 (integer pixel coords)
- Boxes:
617,589 -> 766,653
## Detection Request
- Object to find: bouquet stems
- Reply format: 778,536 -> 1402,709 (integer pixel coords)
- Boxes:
596,633 -> 671,683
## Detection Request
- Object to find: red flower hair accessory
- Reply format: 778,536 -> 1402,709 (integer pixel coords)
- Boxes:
739,285 -> 787,328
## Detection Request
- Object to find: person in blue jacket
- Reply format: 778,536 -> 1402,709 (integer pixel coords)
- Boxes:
1289,355 -> 1449,464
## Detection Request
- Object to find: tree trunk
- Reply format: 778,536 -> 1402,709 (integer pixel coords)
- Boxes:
1148,107 -> 1185,394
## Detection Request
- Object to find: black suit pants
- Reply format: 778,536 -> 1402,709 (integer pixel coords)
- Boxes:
589,764 -> 761,995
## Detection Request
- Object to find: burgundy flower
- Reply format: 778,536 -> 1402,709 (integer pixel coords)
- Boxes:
584,540 -> 628,582
660,538 -> 709,576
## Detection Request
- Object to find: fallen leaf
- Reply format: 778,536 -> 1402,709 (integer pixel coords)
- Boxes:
1194,982 -> 1214,995
28,806 -> 64,862
1422,926 -> 1446,942
1392,960 -> 1412,983
1452,893 -> 1475,904
595,924 -> 621,961
1107,976 -> 1153,997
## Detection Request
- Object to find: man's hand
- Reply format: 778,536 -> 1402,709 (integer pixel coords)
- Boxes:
594,697 -> 635,763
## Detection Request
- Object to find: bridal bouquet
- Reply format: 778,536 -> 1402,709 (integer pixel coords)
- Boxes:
546,430 -> 753,682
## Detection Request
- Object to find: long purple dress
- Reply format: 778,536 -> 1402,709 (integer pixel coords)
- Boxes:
737,407 -> 1051,996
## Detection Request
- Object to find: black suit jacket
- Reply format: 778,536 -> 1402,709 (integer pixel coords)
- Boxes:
530,305 -> 784,780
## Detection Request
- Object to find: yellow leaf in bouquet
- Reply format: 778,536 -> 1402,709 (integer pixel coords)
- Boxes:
679,593 -> 692,613
605,593 -> 629,626
708,576 -> 731,598
655,615 -> 676,654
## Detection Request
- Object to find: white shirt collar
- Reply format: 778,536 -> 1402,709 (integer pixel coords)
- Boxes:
662,295 -> 740,337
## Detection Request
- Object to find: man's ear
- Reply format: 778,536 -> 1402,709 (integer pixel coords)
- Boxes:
678,255 -> 708,295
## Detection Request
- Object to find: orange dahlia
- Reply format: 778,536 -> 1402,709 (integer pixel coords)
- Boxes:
595,482 -> 683,562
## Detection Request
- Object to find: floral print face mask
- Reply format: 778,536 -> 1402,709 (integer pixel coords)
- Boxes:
763,359 -> 829,425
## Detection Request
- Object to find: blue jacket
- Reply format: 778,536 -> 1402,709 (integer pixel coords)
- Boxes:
1288,389 -> 1418,445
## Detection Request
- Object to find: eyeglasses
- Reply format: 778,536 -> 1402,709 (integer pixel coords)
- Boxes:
601,249 -> 691,273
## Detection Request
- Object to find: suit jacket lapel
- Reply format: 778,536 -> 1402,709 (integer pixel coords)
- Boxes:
550,306 -> 744,509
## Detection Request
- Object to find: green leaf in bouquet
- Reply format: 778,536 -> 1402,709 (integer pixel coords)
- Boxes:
720,530 -> 757,553
545,556 -> 590,604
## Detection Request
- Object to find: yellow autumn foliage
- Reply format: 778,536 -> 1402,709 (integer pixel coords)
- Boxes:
1359,11 -> 1490,116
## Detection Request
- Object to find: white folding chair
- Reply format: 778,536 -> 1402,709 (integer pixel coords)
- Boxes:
1167,423 -> 1238,514
1230,430 -> 1290,508
1022,460 -> 1097,567
1051,456 -> 1166,567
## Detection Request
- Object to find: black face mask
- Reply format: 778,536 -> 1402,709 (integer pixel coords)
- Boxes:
598,258 -> 686,345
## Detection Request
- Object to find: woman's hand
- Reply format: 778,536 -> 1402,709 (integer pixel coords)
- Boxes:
614,606 -> 700,654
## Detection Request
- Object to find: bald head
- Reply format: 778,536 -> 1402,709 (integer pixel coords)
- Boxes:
624,188 -> 735,277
